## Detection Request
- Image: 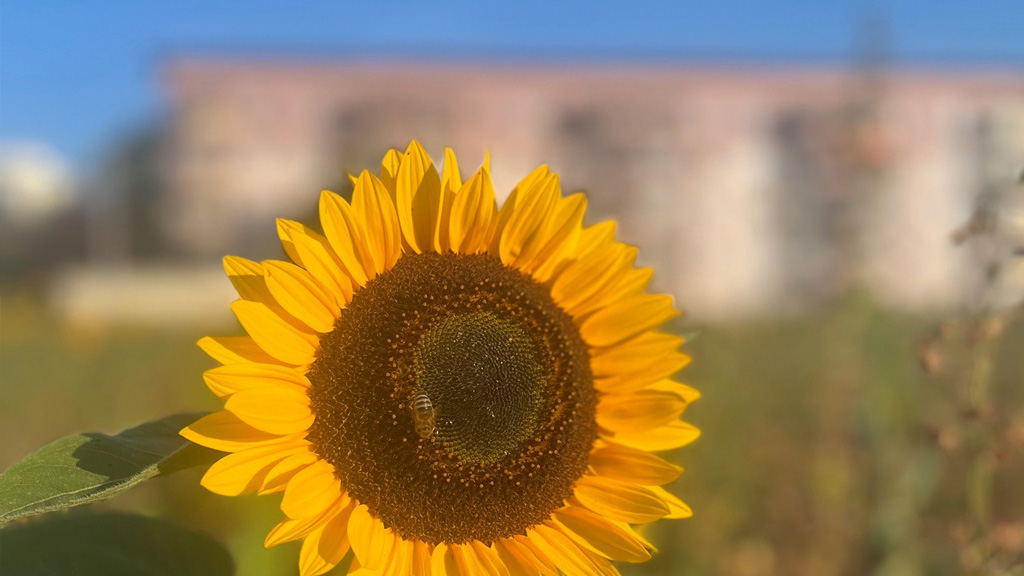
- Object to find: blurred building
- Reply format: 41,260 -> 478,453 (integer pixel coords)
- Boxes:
160,58 -> 1024,319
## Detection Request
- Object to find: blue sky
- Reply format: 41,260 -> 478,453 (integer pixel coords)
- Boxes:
2,0 -> 1022,169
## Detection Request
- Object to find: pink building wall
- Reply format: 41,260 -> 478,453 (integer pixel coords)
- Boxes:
161,59 -> 1024,319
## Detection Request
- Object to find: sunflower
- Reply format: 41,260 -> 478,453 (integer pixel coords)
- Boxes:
182,141 -> 699,576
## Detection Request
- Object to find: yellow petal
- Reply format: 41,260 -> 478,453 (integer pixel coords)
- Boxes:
282,459 -> 341,519
494,539 -> 541,576
581,294 -> 678,348
516,165 -> 551,194
266,495 -> 351,548
381,535 -> 410,576
512,535 -> 559,576
225,385 -> 313,435
527,525 -> 604,576
447,170 -> 481,253
573,476 -> 669,524
291,227 -> 355,305
352,170 -> 402,272
264,260 -> 338,333
500,173 -> 559,266
320,190 -> 375,285
553,506 -> 650,563
181,410 -> 301,453
197,336 -> 280,366
380,148 -> 403,199
472,541 -> 511,576
457,545 -> 487,576
277,218 -> 305,265
590,331 -> 684,378
348,504 -> 392,570
346,558 -> 372,576
200,441 -> 308,496
231,299 -> 318,366
644,379 -> 701,404
298,525 -> 331,576
596,372 -> 691,396
260,450 -> 319,494
577,548 -> 618,576
485,164 -> 545,253
509,173 -> 562,268
549,244 -> 635,316
431,543 -> 460,576
415,169 -> 444,253
442,147 -> 463,194
437,147 -> 463,252
613,520 -> 657,552
530,226 -> 588,284
523,193 -> 586,280
449,544 -> 476,576
449,168 -> 496,254
576,221 -> 617,257
646,485 -> 693,519
396,141 -> 443,253
203,363 -> 309,397
488,192 -> 518,256
411,540 -> 432,576
608,266 -> 654,301
267,515 -> 323,549
596,390 -> 688,432
603,419 -> 700,452
224,255 -> 273,303
225,255 -> 329,336
574,267 -> 656,321
299,506 -> 353,576
588,442 -> 682,485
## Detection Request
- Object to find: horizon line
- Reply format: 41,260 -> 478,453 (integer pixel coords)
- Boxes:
154,43 -> 1024,74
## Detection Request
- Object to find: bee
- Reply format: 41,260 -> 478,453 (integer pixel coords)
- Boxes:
410,393 -> 436,439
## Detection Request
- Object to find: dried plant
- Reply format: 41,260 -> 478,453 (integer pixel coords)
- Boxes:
920,171 -> 1024,576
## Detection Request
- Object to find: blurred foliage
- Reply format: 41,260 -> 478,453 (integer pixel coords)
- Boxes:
1,290 -> 1022,575
0,513 -> 233,576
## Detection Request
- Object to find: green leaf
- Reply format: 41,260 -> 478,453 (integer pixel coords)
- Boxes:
0,412 -> 217,526
0,512 -> 234,575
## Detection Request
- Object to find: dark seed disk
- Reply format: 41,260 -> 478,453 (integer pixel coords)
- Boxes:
306,252 -> 595,545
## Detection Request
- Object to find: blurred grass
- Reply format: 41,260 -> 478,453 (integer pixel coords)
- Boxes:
2,290 -> 1022,576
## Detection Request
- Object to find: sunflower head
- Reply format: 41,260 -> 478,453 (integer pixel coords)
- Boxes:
182,141 -> 699,576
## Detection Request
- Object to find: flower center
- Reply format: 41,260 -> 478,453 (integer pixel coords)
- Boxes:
306,252 -> 595,545
415,311 -> 546,465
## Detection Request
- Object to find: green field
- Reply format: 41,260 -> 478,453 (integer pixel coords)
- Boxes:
2,291 -> 1022,576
